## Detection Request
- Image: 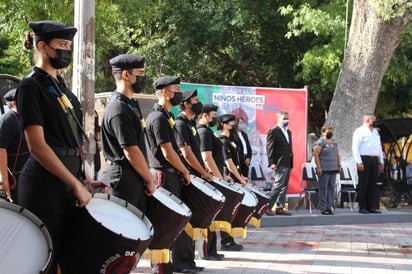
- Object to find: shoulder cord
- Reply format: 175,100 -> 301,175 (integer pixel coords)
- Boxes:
31,68 -> 89,145
116,94 -> 153,151
220,135 -> 241,170
29,68 -> 88,181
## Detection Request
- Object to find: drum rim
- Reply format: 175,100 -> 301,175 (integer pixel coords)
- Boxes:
90,193 -> 154,239
0,200 -> 54,272
246,185 -> 271,199
153,187 -> 192,217
211,177 -> 244,195
190,175 -> 226,203
232,183 -> 258,206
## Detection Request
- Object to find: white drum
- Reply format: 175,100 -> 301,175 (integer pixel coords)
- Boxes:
0,200 -> 53,274
232,183 -> 258,228
182,175 -> 226,229
146,187 -> 192,250
60,193 -> 154,274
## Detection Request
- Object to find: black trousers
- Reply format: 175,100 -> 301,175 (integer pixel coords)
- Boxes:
203,229 -> 218,257
99,161 -> 147,212
358,156 -> 380,210
18,155 -> 81,274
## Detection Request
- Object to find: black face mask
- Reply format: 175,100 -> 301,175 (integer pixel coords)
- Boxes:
47,45 -> 72,69
209,117 -> 218,127
191,102 -> 203,116
131,75 -> 146,94
170,92 -> 183,106
325,132 -> 333,139
372,121 -> 377,127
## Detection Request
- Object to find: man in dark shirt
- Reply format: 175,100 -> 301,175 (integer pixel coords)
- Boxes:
99,54 -> 156,212
197,104 -> 227,260
145,76 -> 191,274
173,89 -> 212,273
0,88 -> 30,202
266,110 -> 293,216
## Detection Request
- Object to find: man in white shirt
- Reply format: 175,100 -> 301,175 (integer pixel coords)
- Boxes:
352,114 -> 384,214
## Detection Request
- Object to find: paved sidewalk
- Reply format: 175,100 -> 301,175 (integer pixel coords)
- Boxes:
133,222 -> 412,273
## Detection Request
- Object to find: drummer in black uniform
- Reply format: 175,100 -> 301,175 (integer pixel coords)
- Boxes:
99,54 -> 156,212
16,20 -> 107,273
217,114 -> 247,251
0,88 -> 30,202
197,104 -> 227,260
173,89 -> 213,273
145,76 -> 191,274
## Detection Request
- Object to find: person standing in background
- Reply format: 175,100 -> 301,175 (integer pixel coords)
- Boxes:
266,110 -> 293,216
313,125 -> 341,215
0,88 -> 30,202
352,114 -> 384,214
231,116 -> 252,178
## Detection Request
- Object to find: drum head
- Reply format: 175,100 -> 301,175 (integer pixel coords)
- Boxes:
191,175 -> 225,203
152,187 -> 191,217
0,201 -> 53,274
234,184 -> 258,207
87,194 -> 153,240
212,177 -> 244,195
246,185 -> 270,199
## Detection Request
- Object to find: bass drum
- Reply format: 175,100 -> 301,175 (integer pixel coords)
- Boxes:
246,185 -> 270,228
0,200 -> 53,274
60,194 -> 153,274
146,187 -> 192,263
209,177 -> 244,233
231,183 -> 258,238
181,175 -> 225,238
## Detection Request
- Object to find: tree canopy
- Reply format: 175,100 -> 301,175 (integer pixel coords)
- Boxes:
0,0 -> 411,133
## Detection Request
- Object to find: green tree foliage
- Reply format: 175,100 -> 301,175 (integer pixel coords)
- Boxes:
0,0 -> 411,126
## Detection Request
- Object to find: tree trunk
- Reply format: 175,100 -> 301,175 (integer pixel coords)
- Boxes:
326,0 -> 409,164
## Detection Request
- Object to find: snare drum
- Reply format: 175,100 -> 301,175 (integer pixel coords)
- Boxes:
246,185 -> 270,228
231,183 -> 258,238
145,187 -> 192,263
209,177 -> 244,233
60,194 -> 153,274
181,175 -> 225,239
0,200 -> 53,274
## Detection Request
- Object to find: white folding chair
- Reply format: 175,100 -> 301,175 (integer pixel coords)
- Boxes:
337,166 -> 357,211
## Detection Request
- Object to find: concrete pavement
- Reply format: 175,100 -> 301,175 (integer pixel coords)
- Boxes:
133,208 -> 412,273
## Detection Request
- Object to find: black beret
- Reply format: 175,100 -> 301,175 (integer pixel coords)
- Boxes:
218,114 -> 236,124
110,54 -> 145,71
29,20 -> 77,41
152,76 -> 180,90
4,88 -> 16,102
201,104 -> 218,114
181,89 -> 197,102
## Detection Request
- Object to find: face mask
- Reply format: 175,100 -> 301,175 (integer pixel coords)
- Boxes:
170,91 -> 183,106
130,75 -> 146,94
372,121 -> 377,127
282,120 -> 289,127
47,45 -> 72,69
191,102 -> 203,116
325,132 -> 333,139
209,117 -> 218,127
